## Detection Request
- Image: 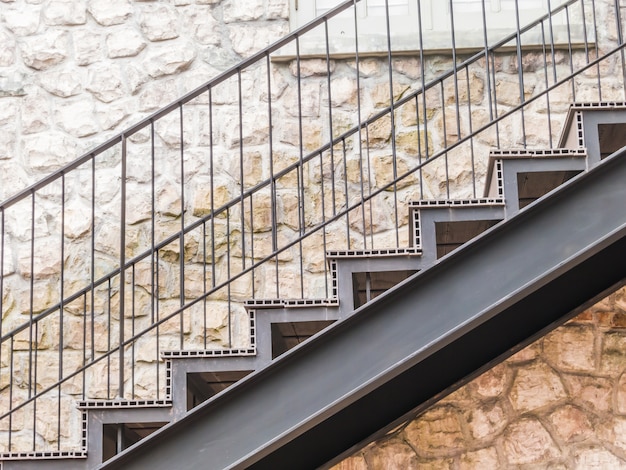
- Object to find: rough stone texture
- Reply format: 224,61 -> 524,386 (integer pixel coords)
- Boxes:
1,0 -> 626,460
334,289 -> 626,469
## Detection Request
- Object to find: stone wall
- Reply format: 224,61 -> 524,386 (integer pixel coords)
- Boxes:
0,0 -> 290,201
332,286 -> 626,469
1,0 -> 626,458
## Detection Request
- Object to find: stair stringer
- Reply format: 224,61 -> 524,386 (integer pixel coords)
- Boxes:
95,144 -> 626,469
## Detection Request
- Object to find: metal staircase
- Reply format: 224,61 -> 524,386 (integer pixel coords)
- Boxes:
2,0 -> 626,468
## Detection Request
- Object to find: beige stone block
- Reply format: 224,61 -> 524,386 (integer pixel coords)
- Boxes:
371,82 -> 409,109
543,324 -> 596,372
17,244 -> 62,280
266,0 -> 288,19
282,83 -> 321,118
96,100 -> 131,132
228,22 -> 289,57
20,30 -> 68,70
38,67 -> 83,98
364,115 -> 391,147
182,6 -> 220,46
245,191 -> 273,233
495,74 -> 536,107
54,99 -> 99,137
573,446 -> 626,469
399,96 -> 438,127
4,5 -> 41,35
87,64 -> 127,103
143,40 -> 196,78
404,405 -> 465,458
87,0 -> 132,26
21,91 -> 49,134
330,453 -> 368,470
396,130 -> 433,158
73,29 -> 103,66
106,29 -> 146,58
392,57 -> 422,80
223,0 -> 264,23
0,131 -> 16,162
0,98 -> 17,127
444,70 -> 484,106
503,418 -> 560,465
363,439 -> 418,468
347,58 -> 383,78
0,29 -> 15,66
506,341 -> 540,363
276,191 -> 300,231
470,363 -> 509,399
44,0 -> 87,25
289,59 -> 336,78
139,4 -> 179,41
11,279 -> 57,318
509,362 -> 567,413
219,110 -> 271,149
617,371 -> 626,414
191,178 -> 234,217
330,76 -> 358,107
466,401 -> 507,440
459,447 -> 500,469
600,331 -> 626,376
599,417 -> 626,455
549,405 -> 592,442
348,194 -> 395,236
127,64 -> 149,95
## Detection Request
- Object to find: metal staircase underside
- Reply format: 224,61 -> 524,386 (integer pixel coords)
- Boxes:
85,107 -> 626,469
3,103 -> 626,469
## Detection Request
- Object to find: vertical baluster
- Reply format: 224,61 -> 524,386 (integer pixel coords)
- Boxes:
179,105 -> 185,350
383,0 -> 400,247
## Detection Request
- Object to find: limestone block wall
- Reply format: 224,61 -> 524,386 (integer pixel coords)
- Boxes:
333,286 -> 626,469
0,0 -> 290,201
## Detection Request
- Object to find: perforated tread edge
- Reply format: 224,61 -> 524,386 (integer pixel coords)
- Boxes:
409,198 -> 504,208
77,399 -> 171,410
245,298 -> 340,308
326,247 -> 422,258
0,451 -> 87,460
161,348 -> 256,358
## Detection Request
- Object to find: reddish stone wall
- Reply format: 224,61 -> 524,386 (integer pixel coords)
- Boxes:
333,286 -> 626,469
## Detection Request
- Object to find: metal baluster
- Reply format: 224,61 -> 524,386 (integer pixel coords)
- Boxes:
514,0 -> 527,148
384,0 -> 400,247
119,136 -> 127,398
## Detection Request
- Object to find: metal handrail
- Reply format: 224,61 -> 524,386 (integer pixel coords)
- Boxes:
0,0 -> 622,455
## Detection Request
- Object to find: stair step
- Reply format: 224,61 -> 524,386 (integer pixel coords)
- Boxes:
326,247 -> 422,258
161,348 -> 256,359
0,451 -> 87,460
245,298 -> 340,308
408,197 -> 504,209
410,202 -> 505,261
84,405 -> 173,465
78,399 -> 171,409
559,102 -> 626,161
484,148 -> 586,199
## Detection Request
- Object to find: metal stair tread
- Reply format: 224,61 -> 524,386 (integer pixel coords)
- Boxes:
245,298 -> 340,308
326,247 -> 422,258
484,148 -> 588,199
77,399 -> 171,409
161,348 -> 257,358
409,198 -> 504,208
0,451 -> 87,460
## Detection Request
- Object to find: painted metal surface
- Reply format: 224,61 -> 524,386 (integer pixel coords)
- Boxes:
99,147 -> 626,470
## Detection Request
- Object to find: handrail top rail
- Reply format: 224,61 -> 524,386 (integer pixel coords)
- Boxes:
0,0 -> 579,213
